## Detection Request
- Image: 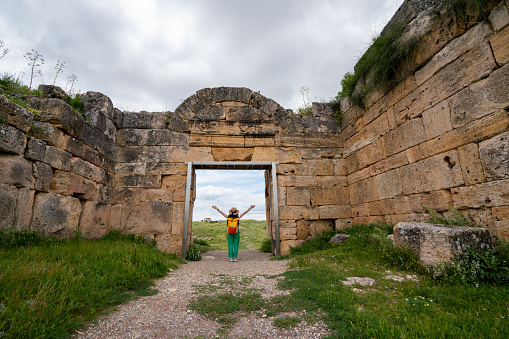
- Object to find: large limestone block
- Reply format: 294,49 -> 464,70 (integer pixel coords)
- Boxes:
333,159 -> 347,176
457,143 -> 486,185
493,205 -> 509,237
352,203 -> 370,217
80,124 -> 115,159
32,193 -> 82,236
31,98 -> 84,137
346,137 -> 385,173
452,179 -> 509,209
0,123 -> 27,154
422,101 -> 453,140
250,147 -> 275,161
302,206 -> 319,220
63,135 -> 84,157
376,168 -> 403,200
369,199 -> 395,216
385,118 -> 426,157
489,2 -> 509,31
400,150 -> 464,195
115,174 -> 161,189
14,188 -> 34,230
0,154 -> 35,188
0,96 -> 33,132
407,190 -> 453,213
49,170 -> 96,200
415,23 -> 493,86
111,188 -> 142,205
115,163 -> 146,175
81,91 -> 115,121
45,146 -> 72,171
71,157 -> 105,183
286,187 -> 310,206
370,152 -> 408,176
34,161 -> 53,192
395,42 -> 496,122
30,121 -> 64,147
0,184 -> 17,227
120,202 -> 172,235
490,24 -> 509,65
301,147 -> 343,160
146,162 -> 187,175
349,177 -> 379,205
311,186 -> 349,206
171,202 -> 185,235
280,240 -> 304,255
278,175 -> 317,187
419,110 -> 509,159
79,201 -> 111,238
450,64 -> 509,128
140,188 -> 174,202
319,205 -> 351,219
274,147 -> 302,164
317,176 -> 348,187
244,134 -> 276,147
122,112 -> 152,129
393,222 -> 492,265
279,206 -> 303,220
276,133 -> 341,148
479,131 -> 509,181
161,175 -> 187,189
211,147 -> 253,161
25,138 -> 47,162
308,219 -> 334,237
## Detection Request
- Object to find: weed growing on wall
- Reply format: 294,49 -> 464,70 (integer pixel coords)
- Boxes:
423,205 -> 478,227
442,0 -> 500,22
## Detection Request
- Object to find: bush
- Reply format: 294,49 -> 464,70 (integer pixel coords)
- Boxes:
260,238 -> 272,253
0,228 -> 50,248
186,244 -> 202,261
423,206 -> 477,227
193,237 -> 211,254
289,229 -> 339,255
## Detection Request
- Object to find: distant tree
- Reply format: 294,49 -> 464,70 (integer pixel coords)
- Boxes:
23,49 -> 44,89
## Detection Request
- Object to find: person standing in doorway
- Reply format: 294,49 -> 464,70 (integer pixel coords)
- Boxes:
212,205 -> 255,262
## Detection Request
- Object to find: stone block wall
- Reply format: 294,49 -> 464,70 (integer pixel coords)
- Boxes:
339,0 -> 509,239
0,90 -> 116,237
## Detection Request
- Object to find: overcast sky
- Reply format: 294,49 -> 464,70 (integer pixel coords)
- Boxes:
0,0 -> 404,221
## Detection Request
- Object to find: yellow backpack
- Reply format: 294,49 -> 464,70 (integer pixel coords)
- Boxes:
227,217 -> 240,234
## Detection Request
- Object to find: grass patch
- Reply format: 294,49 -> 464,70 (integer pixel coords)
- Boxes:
273,315 -> 301,329
192,219 -> 270,251
0,229 -> 182,339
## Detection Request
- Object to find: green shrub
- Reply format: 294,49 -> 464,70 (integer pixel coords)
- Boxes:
260,237 -> 272,253
289,229 -> 339,255
423,206 -> 477,227
193,237 -> 211,254
65,94 -> 84,114
186,244 -> 202,261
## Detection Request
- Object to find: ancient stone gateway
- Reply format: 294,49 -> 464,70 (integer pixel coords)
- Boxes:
115,87 -> 344,256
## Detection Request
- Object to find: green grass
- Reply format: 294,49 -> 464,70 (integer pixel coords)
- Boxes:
189,222 -> 509,338
192,219 -> 270,251
0,229 -> 183,339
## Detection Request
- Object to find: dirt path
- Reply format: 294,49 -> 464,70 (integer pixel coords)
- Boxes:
76,250 -> 329,339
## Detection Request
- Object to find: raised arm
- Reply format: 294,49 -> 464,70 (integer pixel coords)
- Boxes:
212,205 -> 228,218
239,205 -> 255,218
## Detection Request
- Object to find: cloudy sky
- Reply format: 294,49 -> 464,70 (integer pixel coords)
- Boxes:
0,0 -> 404,221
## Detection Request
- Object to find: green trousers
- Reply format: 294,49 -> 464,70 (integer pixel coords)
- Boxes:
227,232 -> 240,258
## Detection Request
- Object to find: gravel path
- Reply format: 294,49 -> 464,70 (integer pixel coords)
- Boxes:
76,250 -> 329,339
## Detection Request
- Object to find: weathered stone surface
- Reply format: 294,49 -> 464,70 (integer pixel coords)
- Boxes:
308,219 -> 334,237
30,121 -> 65,147
39,85 -> 67,100
329,233 -> 350,244
376,168 -> 403,199
117,202 -> 172,235
0,123 -> 27,154
493,205 -> 509,237
111,188 -> 142,205
0,96 -> 33,132
319,205 -> 351,219
49,170 -> 96,200
310,186 -> 349,205
122,112 -> 153,129
407,190 -> 453,213
211,147 -> 253,161
31,98 -> 84,137
490,24 -> 509,65
457,143 -> 486,185
71,157 -> 105,183
450,64 -> 509,128
279,206 -> 303,220
286,187 -> 310,206
34,161 -> 53,192
81,91 -> 115,121
32,193 -> 82,236
489,2 -> 509,31
452,179 -> 509,209
415,23 -> 493,86
479,131 -> 509,181
385,118 -> 426,157
0,154 -> 34,188
370,152 -> 408,176
45,146 -> 72,171
352,203 -> 370,217
280,240 -> 304,255
0,184 -> 17,227
346,137 -> 386,174
13,187 -> 34,229
171,202 -> 185,235
400,150 -> 464,195
317,176 -> 348,187
349,177 -> 379,205
422,101 -> 453,140
278,175 -> 318,187
251,147 -> 276,161
393,222 -> 492,265
395,42 -> 496,122
115,174 -> 161,188
333,159 -> 347,176
302,205 -> 319,220
79,201 -> 111,238
63,135 -> 84,157
140,189 -> 174,202
369,199 -> 395,216
80,124 -> 115,159
419,110 -> 509,159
